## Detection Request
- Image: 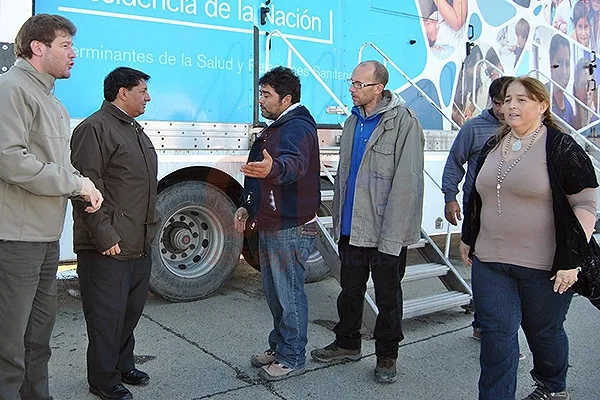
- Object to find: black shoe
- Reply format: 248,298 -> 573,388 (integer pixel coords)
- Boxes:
89,384 -> 133,400
121,369 -> 150,386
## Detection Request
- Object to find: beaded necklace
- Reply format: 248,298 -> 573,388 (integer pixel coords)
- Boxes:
495,125 -> 542,215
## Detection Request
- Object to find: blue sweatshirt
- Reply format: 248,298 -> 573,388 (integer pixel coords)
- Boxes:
340,107 -> 383,236
442,108 -> 500,208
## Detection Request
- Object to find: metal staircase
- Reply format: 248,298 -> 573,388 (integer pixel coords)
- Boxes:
315,216 -> 472,328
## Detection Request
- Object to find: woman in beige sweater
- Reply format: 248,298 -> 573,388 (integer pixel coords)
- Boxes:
460,76 -> 597,400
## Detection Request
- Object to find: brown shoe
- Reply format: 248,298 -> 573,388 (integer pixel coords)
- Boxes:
374,358 -> 397,384
310,342 -> 361,363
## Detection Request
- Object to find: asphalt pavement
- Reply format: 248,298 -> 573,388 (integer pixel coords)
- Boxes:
49,257 -> 600,400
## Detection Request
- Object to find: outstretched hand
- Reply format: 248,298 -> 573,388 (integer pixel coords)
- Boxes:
241,150 -> 273,178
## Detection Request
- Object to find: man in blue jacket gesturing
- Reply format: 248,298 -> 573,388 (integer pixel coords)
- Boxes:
234,66 -> 321,381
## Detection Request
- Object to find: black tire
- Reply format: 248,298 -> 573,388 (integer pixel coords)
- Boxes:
243,201 -> 332,283
150,181 -> 242,302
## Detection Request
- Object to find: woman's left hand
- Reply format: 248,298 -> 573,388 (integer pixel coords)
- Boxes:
551,268 -> 580,294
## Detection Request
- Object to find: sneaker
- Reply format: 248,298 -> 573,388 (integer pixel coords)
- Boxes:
519,352 -> 526,361
374,357 -> 397,384
251,349 -> 276,367
521,385 -> 570,400
310,343 -> 361,363
258,361 -> 302,381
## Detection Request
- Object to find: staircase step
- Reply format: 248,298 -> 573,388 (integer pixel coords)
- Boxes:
403,263 -> 450,282
408,238 -> 428,249
321,190 -> 334,202
318,216 -> 333,229
366,263 -> 449,288
403,291 -> 471,319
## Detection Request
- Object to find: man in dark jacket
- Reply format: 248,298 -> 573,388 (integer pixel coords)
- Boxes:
71,67 -> 159,400
234,66 -> 320,381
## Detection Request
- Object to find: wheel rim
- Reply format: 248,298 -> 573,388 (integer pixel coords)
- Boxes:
158,205 -> 225,278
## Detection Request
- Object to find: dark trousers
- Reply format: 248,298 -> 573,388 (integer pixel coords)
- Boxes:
333,235 -> 407,359
472,258 -> 573,400
77,250 -> 151,390
0,240 -> 59,400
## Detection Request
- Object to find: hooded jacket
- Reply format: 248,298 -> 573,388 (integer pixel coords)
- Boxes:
0,58 -> 82,242
242,105 -> 321,231
442,108 -> 500,206
333,90 -> 425,256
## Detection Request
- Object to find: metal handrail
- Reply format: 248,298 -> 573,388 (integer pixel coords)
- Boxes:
472,59 -> 504,113
527,68 -> 600,171
358,42 -> 461,131
265,30 -> 350,118
528,69 -> 600,132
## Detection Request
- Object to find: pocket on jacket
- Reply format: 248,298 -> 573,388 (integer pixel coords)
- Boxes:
372,143 -> 395,178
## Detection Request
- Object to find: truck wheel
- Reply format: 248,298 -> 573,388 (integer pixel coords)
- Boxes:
243,202 -> 331,283
150,181 -> 242,302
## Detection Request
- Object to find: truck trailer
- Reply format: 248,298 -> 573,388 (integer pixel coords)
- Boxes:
1,0 -> 598,305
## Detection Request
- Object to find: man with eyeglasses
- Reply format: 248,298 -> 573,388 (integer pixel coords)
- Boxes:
311,60 -> 424,384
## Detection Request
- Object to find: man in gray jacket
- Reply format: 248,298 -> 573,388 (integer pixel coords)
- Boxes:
0,14 -> 103,400
311,60 -> 424,383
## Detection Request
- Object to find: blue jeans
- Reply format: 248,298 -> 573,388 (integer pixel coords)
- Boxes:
472,258 -> 573,400
258,222 -> 316,369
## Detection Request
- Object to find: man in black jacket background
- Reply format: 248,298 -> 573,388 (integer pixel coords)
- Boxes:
71,67 -> 159,400
234,66 -> 321,381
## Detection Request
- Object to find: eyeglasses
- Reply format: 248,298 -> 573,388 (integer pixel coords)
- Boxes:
346,78 -> 380,89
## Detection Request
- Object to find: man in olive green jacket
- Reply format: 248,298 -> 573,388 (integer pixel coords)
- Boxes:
0,14 -> 103,400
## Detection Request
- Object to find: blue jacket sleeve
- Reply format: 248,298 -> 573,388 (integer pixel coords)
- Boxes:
441,121 -> 475,203
266,124 -> 317,186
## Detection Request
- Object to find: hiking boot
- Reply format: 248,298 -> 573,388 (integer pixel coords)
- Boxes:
521,385 -> 570,400
258,361 -> 302,381
310,343 -> 361,363
374,357 -> 397,384
250,349 -> 276,367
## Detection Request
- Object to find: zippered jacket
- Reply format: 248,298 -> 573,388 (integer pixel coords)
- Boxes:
442,108 -> 500,206
333,90 -> 425,256
0,58 -> 82,241
242,105 -> 321,231
71,101 -> 159,259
